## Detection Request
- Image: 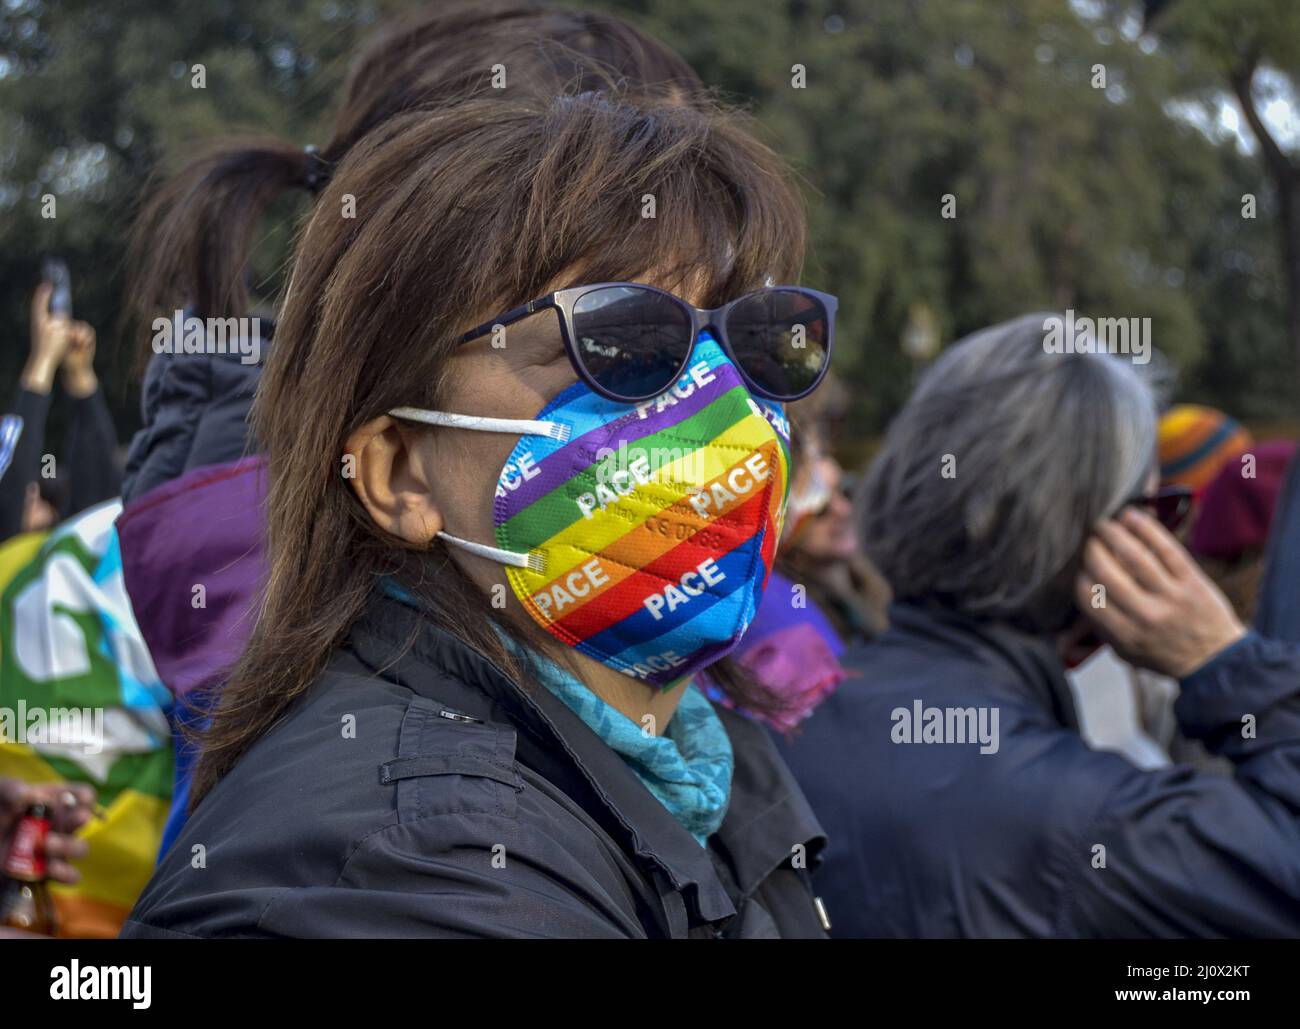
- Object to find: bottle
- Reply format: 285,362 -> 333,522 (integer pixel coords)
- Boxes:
1,803 -> 57,934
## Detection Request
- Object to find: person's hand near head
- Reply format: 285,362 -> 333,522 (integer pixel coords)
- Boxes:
1074,506 -> 1246,679
0,778 -> 95,884
60,321 -> 98,399
22,282 -> 73,395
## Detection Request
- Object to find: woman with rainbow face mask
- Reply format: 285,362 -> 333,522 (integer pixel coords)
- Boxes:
122,89 -> 837,939
115,0 -> 733,874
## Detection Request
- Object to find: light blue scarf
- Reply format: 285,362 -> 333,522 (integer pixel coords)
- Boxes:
518,644 -> 734,846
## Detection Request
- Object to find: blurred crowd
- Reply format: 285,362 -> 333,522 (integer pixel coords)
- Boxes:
3,2 -> 1300,939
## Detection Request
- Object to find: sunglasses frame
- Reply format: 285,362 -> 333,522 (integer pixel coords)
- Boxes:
1124,485 -> 1194,531
457,281 -> 837,403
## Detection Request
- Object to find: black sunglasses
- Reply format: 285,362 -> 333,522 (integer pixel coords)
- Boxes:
1125,486 -> 1194,532
458,282 -> 837,403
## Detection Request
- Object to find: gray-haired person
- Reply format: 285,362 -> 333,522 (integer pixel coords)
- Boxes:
774,313 -> 1300,937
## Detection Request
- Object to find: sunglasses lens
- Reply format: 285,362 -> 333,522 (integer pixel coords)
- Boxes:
724,289 -> 830,399
1154,491 -> 1191,531
571,286 -> 693,400
1135,490 -> 1191,531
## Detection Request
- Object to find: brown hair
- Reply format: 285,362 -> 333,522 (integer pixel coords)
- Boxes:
124,1 -> 703,367
189,90 -> 807,806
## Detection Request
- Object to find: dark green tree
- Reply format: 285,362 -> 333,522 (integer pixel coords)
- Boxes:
1136,0 -> 1300,394
1,0 -> 1292,455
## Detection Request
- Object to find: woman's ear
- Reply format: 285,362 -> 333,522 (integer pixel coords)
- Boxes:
344,416 -> 443,544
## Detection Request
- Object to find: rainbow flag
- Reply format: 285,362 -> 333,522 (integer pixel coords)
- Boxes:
0,501 -> 172,937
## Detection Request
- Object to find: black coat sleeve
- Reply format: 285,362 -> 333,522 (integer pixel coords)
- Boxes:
252,813 -> 645,939
121,810 -> 647,940
0,387 -> 52,542
64,387 -> 121,516
1066,633 -> 1300,937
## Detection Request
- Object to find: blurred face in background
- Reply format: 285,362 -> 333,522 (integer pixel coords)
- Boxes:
783,431 -> 858,561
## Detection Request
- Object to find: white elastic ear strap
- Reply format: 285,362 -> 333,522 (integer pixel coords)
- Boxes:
389,408 -> 570,443
437,531 -> 545,574
389,407 -> 555,574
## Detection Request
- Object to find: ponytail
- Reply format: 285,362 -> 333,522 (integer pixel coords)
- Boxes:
125,136 -> 329,373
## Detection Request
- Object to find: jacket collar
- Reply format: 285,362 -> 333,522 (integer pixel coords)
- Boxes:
346,592 -> 822,927
711,704 -> 827,893
886,601 -> 1080,731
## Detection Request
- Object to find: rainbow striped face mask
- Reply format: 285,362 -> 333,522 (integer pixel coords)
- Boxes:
391,332 -> 791,688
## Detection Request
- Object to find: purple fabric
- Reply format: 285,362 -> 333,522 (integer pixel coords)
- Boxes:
733,622 -> 846,732
742,570 -> 844,658
713,570 -> 846,731
117,456 -> 267,700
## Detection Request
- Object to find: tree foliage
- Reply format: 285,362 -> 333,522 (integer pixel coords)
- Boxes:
0,0 -> 1292,449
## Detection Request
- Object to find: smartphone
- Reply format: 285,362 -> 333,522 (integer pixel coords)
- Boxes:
41,257 -> 72,318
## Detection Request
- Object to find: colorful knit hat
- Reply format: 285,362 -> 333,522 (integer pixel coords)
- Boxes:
1158,405 -> 1253,497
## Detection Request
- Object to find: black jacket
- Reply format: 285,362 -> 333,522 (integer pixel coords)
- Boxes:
121,593 -> 829,938
121,323 -> 268,505
774,602 -> 1300,938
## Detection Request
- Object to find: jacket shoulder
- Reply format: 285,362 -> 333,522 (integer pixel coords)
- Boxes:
126,658 -> 538,936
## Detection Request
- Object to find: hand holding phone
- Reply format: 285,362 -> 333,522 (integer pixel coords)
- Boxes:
23,279 -> 73,394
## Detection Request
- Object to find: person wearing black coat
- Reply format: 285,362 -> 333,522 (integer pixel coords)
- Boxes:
119,311 -> 270,506
121,89 -> 834,939
776,313 -> 1300,938
778,604 -> 1300,937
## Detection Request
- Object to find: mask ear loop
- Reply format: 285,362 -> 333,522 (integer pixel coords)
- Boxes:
389,407 -> 571,443
436,531 -> 546,574
386,406 -> 558,575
